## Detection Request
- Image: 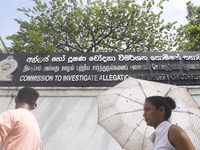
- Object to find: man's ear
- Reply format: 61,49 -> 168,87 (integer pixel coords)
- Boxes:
15,96 -> 18,103
31,103 -> 37,110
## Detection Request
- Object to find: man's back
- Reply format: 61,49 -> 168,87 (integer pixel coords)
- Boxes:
0,108 -> 40,150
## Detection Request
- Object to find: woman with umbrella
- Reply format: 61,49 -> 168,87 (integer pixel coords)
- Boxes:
143,96 -> 195,150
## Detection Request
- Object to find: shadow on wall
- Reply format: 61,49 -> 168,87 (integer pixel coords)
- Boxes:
33,96 -> 122,150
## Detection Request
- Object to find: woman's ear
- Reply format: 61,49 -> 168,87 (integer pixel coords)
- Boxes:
159,106 -> 165,115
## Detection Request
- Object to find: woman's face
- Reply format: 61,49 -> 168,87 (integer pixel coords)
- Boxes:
143,101 -> 164,129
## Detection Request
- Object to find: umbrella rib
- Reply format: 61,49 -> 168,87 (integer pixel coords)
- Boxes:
138,82 -> 147,98
141,125 -> 148,150
173,109 -> 198,116
98,109 -> 144,124
118,109 -> 144,115
122,118 -> 145,148
119,94 -> 144,106
164,87 -> 186,97
164,87 -> 172,97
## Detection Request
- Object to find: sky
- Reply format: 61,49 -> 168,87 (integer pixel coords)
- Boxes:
1,0 -> 200,48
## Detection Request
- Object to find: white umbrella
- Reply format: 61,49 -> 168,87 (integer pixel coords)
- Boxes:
97,77 -> 200,150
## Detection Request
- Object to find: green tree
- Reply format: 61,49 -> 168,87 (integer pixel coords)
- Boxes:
7,0 -> 176,53
175,1 -> 200,51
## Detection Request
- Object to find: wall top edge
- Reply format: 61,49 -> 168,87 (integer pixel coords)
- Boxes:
1,86 -> 200,89
0,86 -> 110,90
0,86 -> 200,90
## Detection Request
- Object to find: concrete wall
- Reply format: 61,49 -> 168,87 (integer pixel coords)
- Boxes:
0,86 -> 200,150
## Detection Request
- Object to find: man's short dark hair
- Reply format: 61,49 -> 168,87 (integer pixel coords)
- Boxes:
17,87 -> 39,107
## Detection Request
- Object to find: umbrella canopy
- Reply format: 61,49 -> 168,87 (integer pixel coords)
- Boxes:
96,77 -> 200,150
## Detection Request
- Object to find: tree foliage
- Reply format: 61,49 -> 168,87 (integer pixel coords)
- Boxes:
175,1 -> 200,51
7,0 -> 176,53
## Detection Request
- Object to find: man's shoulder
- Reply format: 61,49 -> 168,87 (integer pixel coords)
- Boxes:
3,109 -> 32,120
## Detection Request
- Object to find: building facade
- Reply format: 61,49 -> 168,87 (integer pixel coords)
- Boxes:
0,51 -> 200,149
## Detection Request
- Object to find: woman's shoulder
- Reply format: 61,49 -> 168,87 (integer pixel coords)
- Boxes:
169,125 -> 184,135
168,125 -> 195,150
169,125 -> 187,142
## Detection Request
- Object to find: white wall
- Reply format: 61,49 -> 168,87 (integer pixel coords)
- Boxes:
0,86 -> 200,150
0,87 -> 123,150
